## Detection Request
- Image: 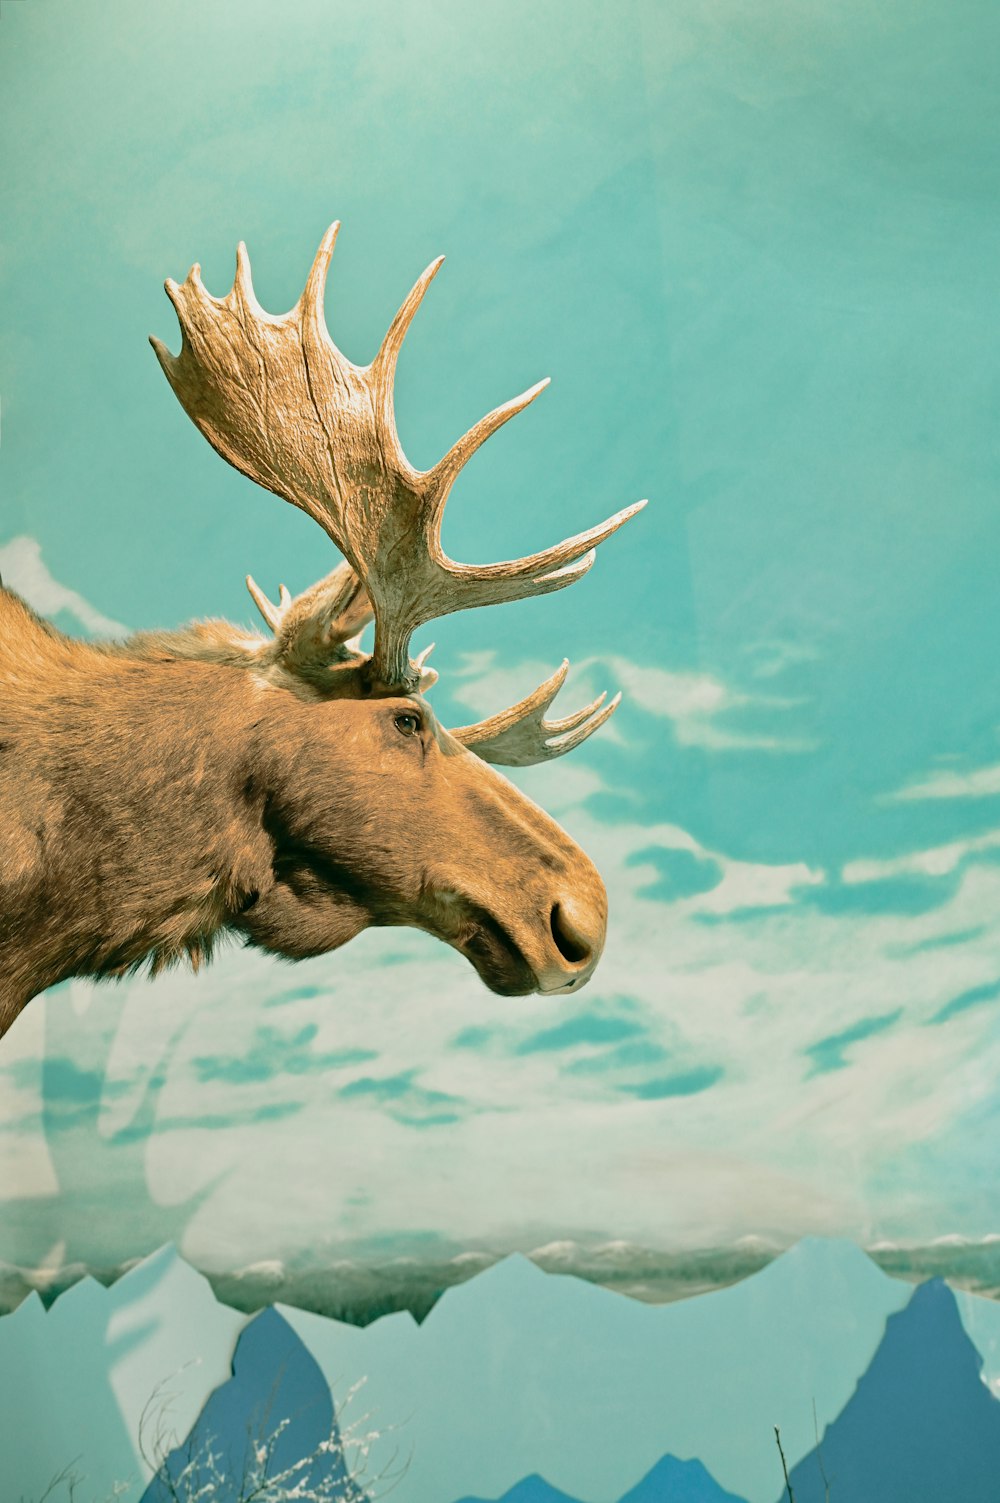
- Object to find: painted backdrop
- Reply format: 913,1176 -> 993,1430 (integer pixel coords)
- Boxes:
2,0 -> 999,1296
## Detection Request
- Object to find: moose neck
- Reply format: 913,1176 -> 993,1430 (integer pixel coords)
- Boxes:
0,596 -> 294,1031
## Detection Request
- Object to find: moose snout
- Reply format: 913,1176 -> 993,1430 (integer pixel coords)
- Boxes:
535,890 -> 606,994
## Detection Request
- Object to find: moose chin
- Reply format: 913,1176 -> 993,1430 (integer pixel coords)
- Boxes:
0,223 -> 644,1037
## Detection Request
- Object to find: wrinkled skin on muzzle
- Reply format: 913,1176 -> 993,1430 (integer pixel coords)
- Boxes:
238,693 -> 607,996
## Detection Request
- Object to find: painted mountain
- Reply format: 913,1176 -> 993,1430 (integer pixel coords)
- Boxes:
0,1245 -> 244,1503
454,1456 -> 750,1503
281,1237 -> 914,1503
4,1239 -> 1000,1503
141,1307 -> 367,1502
779,1278 -> 1000,1503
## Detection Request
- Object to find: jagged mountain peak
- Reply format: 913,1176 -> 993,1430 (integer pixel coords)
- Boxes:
782,1276 -> 1000,1503
620,1454 -> 750,1502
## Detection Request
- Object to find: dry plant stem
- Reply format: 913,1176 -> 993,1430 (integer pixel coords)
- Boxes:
812,1398 -> 831,1502
774,1426 -> 796,1503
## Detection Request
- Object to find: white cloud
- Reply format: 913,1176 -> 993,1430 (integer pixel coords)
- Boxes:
887,761 -> 1000,803
0,536 -> 127,637
842,828 -> 1000,883
740,637 -> 823,682
129,833 -> 1000,1258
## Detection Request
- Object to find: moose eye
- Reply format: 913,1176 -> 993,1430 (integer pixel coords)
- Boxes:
394,711 -> 421,737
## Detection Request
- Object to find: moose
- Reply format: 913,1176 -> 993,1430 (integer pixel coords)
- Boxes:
0,223 -> 644,1036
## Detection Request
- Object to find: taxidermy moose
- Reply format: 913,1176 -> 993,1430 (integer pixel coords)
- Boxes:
0,223 -> 644,1035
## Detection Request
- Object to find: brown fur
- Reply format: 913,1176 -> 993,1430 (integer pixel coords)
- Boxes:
0,588 -> 607,1034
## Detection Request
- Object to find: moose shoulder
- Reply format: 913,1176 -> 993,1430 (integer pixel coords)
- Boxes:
0,225 -> 644,1036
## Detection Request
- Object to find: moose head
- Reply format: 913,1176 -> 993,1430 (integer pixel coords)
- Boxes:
0,224 -> 643,1035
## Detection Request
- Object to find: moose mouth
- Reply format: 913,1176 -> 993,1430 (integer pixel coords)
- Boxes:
419,895 -> 538,996
455,906 -> 539,997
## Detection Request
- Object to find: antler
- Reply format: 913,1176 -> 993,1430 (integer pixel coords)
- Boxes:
452,660 -> 620,766
151,223 -> 645,691
243,563 -> 440,691
245,561 -> 373,671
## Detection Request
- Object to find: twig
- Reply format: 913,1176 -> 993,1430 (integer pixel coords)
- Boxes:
774,1426 -> 795,1503
812,1398 -> 831,1502
29,1459 -> 83,1503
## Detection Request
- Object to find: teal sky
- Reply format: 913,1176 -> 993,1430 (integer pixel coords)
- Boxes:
2,0 -> 1000,1270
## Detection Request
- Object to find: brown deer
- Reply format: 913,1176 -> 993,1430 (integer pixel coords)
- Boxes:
0,224 -> 644,1036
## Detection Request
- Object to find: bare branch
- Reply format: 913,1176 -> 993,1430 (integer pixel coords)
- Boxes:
774,1425 -> 796,1503
812,1397 -> 832,1502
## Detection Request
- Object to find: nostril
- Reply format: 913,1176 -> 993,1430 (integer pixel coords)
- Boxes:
550,902 -> 592,966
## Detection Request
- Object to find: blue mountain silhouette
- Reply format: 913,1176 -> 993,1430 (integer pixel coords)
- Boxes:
453,1453 -> 749,1502
780,1278 -> 1000,1503
141,1305 -> 366,1501
620,1455 -> 750,1501
453,1478 -> 579,1503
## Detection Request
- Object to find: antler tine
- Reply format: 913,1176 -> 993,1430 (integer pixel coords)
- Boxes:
453,662 -> 621,766
297,221 -> 341,340
369,254 -> 446,466
413,641 -> 438,691
544,690 -> 610,735
246,575 -> 290,631
151,224 -> 646,693
425,378 -> 550,505
372,256 -> 446,388
233,240 -> 261,312
245,563 -> 373,668
549,693 -> 620,750
430,496 -> 647,599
